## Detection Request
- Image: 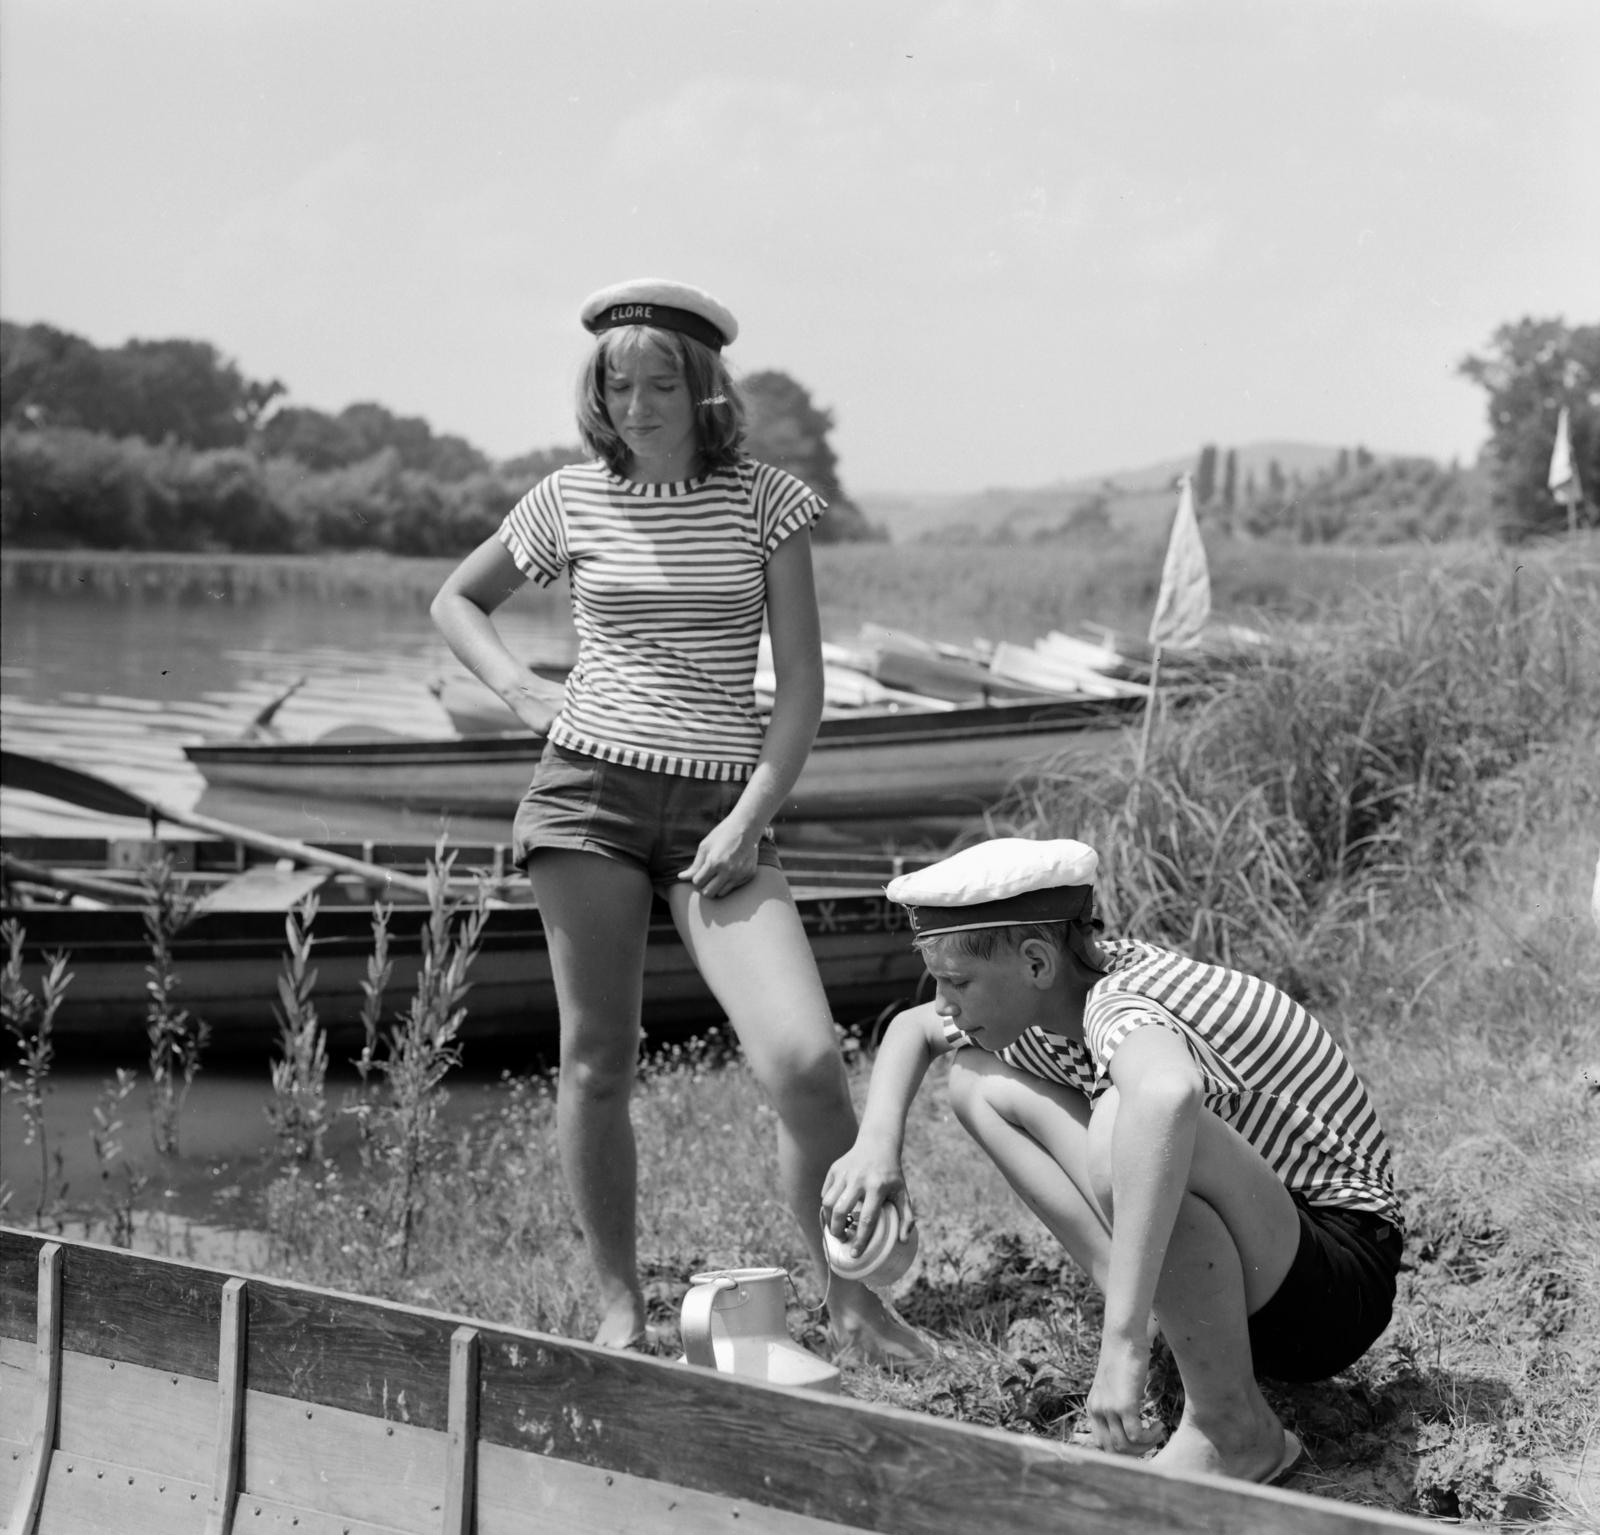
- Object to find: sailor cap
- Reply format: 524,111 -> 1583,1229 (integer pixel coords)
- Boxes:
580,279 -> 738,352
886,838 -> 1099,936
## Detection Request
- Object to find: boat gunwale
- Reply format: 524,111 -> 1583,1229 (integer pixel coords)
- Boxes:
0,1225 -> 1431,1535
182,694 -> 1150,770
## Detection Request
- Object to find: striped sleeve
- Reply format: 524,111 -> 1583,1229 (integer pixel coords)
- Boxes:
748,462 -> 826,554
497,473 -> 569,586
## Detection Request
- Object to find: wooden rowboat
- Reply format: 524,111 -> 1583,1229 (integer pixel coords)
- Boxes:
1,837 -> 930,1048
1,1228 -> 1428,1534
185,695 -> 1144,823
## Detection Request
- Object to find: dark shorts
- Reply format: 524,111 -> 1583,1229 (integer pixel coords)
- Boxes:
511,741 -> 782,892
1247,1194 -> 1403,1383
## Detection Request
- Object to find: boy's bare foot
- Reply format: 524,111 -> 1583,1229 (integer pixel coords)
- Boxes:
592,1291 -> 649,1350
828,1287 -> 938,1369
1148,1409 -> 1299,1484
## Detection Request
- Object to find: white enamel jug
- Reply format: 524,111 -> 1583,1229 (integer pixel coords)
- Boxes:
680,1267 -> 841,1393
823,1201 -> 919,1289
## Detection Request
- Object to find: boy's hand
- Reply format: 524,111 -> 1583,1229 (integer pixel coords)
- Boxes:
821,1139 -> 913,1255
1085,1335 -> 1162,1456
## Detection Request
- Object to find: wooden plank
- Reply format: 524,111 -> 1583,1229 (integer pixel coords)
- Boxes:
473,1336 -> 1431,1535
0,1229 -> 38,1341
204,1276 -> 247,1535
10,1240 -> 61,1535
56,1350 -> 217,1483
245,1279 -> 456,1430
195,866 -> 332,912
55,1238 -> 222,1380
444,1326 -> 478,1535
33,1449 -> 207,1535
239,1389 -> 448,1534
196,1494 -> 410,1534
1,1332 -> 32,1440
0,1334 -> 27,1516
477,1441 -> 867,1535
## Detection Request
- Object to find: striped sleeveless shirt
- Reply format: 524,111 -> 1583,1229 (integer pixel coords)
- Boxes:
497,457 -> 824,779
943,939 -> 1401,1228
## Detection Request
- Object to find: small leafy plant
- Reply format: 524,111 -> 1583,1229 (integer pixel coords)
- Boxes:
0,919 -> 73,1228
140,853 -> 209,1157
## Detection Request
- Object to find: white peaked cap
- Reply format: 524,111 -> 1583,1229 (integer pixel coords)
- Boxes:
886,838 -> 1099,936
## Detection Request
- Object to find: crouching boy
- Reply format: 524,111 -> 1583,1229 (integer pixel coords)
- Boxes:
823,838 -> 1402,1484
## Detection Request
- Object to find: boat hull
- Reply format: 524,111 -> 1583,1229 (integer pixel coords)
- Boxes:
3,886 -> 927,1049
185,696 -> 1141,821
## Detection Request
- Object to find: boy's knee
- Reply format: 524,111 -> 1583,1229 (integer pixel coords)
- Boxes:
1086,1087 -> 1120,1215
946,1046 -> 995,1130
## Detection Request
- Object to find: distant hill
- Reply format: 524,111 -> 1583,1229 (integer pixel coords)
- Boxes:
858,443 -> 1410,544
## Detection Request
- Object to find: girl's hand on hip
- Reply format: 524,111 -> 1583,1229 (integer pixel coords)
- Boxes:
678,814 -> 762,899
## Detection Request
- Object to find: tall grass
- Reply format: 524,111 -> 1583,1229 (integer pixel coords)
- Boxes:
1001,551 -> 1598,994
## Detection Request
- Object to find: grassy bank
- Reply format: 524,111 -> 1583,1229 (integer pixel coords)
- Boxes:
4,531 -> 1491,643
230,545 -> 1598,1526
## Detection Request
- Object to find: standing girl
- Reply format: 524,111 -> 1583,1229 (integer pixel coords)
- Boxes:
432,279 -> 929,1363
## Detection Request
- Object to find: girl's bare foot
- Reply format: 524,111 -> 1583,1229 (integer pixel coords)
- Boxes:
592,1290 -> 648,1349
828,1285 -> 937,1369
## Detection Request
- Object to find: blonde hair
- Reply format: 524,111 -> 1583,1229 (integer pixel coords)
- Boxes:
916,920 -> 1107,975
575,326 -> 746,478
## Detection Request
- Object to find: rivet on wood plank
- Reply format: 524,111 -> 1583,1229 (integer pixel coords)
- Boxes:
306,1409 -> 314,1419
387,1425 -> 394,1436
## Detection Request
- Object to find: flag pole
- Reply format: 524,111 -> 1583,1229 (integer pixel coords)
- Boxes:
1136,643 -> 1163,781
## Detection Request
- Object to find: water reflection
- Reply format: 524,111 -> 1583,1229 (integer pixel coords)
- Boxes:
0,557 -> 574,836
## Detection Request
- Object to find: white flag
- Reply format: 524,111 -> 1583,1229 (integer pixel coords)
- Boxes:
1548,405 -> 1581,504
1149,474 -> 1211,649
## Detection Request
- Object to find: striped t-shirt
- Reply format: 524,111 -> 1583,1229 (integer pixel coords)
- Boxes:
498,457 -> 824,778
942,939 -> 1400,1229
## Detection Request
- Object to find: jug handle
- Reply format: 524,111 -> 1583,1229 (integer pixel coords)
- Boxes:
681,1276 -> 737,1370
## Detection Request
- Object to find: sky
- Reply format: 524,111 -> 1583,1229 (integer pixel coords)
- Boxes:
1,0 -> 1596,494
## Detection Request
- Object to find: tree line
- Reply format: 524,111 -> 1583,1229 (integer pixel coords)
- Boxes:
1191,317 -> 1596,543
0,320 -> 881,553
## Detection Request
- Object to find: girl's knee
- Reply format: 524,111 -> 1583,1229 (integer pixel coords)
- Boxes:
560,1048 -> 636,1104
757,1038 -> 849,1120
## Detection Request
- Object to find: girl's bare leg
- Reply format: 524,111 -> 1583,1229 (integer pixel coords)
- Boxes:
527,849 -> 656,1348
669,867 -> 935,1364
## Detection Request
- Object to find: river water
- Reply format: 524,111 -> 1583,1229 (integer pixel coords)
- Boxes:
0,555 -> 579,1243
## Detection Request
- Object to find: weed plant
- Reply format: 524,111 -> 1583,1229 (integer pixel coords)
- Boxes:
140,853 -> 209,1158
266,846 -> 490,1282
0,918 -> 72,1227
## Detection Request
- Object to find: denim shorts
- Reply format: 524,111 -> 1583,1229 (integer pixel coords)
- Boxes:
1247,1194 -> 1403,1382
511,741 -> 782,892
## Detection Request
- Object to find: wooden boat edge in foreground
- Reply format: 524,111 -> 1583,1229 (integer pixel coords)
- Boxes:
0,1227 -> 1431,1535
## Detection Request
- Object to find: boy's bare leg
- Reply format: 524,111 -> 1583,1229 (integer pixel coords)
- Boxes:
1087,1086 -> 1301,1481
670,869 -> 934,1365
946,1049 -> 1112,1289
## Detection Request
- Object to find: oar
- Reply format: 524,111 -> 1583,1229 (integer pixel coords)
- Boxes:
244,674 -> 307,737
1,749 -> 434,899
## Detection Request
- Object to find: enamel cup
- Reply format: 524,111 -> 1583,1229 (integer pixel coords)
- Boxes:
822,1201 -> 919,1289
680,1267 -> 840,1393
